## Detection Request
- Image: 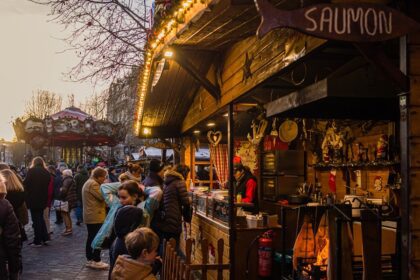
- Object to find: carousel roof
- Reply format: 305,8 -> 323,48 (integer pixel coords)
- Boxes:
13,106 -> 125,149
50,106 -> 93,121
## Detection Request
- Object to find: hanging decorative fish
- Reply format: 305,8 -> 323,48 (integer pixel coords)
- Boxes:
254,0 -> 420,42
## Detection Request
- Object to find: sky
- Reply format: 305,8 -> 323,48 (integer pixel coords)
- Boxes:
0,0 -> 107,141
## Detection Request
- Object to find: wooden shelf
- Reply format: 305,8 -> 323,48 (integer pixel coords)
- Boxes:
310,161 -> 400,169
195,161 -> 211,165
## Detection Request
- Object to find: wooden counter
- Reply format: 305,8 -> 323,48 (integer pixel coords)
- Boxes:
180,211 -> 281,279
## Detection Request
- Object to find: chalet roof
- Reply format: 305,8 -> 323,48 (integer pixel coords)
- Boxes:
135,0 -> 318,138
135,0 -> 403,139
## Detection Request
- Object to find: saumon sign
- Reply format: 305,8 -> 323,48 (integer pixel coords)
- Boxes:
254,0 -> 420,42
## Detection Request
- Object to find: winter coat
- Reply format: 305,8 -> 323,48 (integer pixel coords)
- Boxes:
47,177 -> 54,208
5,191 -> 26,225
0,199 -> 22,280
108,173 -> 118,183
143,172 -> 163,188
111,255 -> 156,280
82,178 -> 106,224
110,206 -> 144,272
61,176 -> 77,209
74,169 -> 89,201
5,191 -> 25,214
52,171 -> 63,200
23,166 -> 50,210
91,182 -> 122,250
156,170 -> 191,235
235,171 -> 258,214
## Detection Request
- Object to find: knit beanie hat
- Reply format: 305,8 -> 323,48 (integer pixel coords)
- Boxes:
114,205 -> 143,238
149,159 -> 164,173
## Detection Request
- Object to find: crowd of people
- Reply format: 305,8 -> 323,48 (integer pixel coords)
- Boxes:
0,157 -> 192,280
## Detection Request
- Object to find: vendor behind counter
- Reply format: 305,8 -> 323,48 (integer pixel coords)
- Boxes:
234,164 -> 258,214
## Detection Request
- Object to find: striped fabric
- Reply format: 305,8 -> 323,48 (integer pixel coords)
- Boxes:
210,144 -> 229,188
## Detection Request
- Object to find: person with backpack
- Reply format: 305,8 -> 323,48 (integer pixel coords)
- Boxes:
58,169 -> 77,236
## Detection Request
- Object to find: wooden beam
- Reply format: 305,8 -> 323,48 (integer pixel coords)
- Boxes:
171,48 -> 221,100
354,43 -> 409,91
265,79 -> 328,117
327,56 -> 368,80
181,31 -> 326,133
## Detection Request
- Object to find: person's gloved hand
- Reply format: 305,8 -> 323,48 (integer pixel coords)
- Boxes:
152,256 -> 163,275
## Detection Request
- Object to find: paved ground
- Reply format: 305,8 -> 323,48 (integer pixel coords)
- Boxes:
22,212 -> 109,280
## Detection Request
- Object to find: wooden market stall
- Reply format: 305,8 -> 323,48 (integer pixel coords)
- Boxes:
134,0 -> 420,279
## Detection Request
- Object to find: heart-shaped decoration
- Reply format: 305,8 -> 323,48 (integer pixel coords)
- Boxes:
207,130 -> 222,146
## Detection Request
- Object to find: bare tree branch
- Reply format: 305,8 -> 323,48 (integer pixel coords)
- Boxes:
24,90 -> 63,119
29,0 -> 150,83
80,91 -> 108,120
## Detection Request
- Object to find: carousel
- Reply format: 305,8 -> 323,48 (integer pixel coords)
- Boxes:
13,106 -> 125,165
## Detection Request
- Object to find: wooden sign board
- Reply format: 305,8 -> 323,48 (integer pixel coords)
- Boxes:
255,0 -> 420,42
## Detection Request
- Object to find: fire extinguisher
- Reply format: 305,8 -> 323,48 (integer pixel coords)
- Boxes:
258,230 -> 274,277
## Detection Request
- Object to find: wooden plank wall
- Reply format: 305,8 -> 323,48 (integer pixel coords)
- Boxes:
409,27 -> 420,279
181,31 -> 325,133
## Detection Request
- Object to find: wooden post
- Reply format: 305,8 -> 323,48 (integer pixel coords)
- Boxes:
210,152 -> 214,190
217,239 -> 224,280
162,148 -> 167,164
163,237 -> 229,279
399,35 -> 410,280
190,136 -> 196,188
227,102 -> 236,280
179,260 -> 185,280
201,239 -> 209,280
185,239 -> 192,280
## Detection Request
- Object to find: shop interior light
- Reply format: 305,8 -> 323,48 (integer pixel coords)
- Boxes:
207,122 -> 216,127
143,127 -> 151,135
164,50 -> 174,58
223,112 -> 236,117
193,130 -> 200,134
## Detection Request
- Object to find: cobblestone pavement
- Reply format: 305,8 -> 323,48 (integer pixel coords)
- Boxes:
22,212 -> 109,280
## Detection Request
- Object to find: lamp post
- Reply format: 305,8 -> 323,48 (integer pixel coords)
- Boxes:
1,144 -> 5,162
